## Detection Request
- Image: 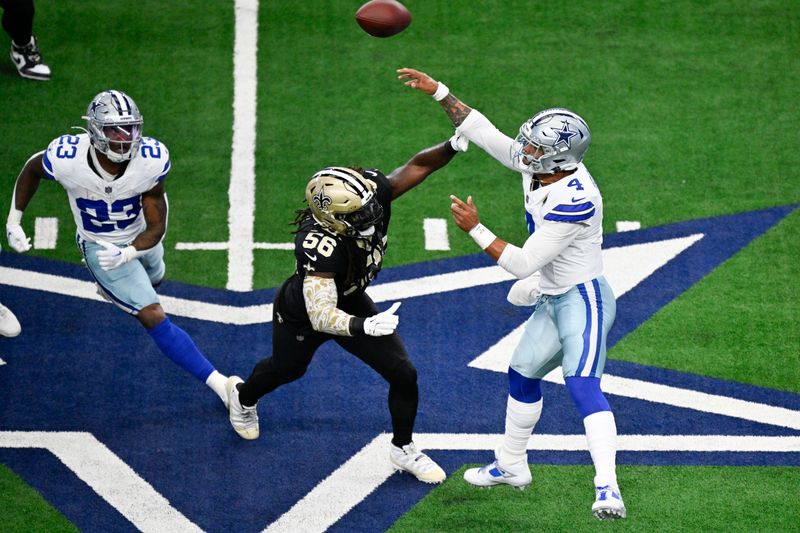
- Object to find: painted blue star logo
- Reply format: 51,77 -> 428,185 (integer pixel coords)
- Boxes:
90,100 -> 104,114
552,121 -> 578,148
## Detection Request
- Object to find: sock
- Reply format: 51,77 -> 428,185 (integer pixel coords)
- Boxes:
147,317 -> 215,383
497,395 -> 542,466
583,410 -> 619,488
205,370 -> 228,404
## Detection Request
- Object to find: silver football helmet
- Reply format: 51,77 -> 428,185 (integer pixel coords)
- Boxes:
510,108 -> 591,174
82,90 -> 143,163
305,167 -> 383,238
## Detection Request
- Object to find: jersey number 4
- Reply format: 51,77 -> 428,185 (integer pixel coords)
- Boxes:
75,197 -> 141,233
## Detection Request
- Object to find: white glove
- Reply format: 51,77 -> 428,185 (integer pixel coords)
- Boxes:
507,273 -> 541,307
96,239 -> 138,271
6,224 -> 31,253
449,131 -> 469,152
363,301 -> 401,336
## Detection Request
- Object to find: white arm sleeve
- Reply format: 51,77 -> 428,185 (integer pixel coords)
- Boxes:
497,222 -> 583,279
456,110 -> 520,172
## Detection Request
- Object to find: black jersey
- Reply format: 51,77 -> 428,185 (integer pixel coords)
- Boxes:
275,169 -> 393,332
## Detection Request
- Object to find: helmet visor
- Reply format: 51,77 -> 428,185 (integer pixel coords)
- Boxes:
343,195 -> 383,233
102,123 -> 142,158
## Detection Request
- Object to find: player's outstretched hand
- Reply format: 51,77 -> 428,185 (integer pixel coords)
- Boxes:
449,194 -> 480,233
397,68 -> 439,95
449,131 -> 469,152
363,301 -> 401,336
6,224 -> 31,253
96,239 -> 137,271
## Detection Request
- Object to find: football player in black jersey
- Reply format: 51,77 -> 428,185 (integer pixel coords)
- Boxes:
224,136 -> 466,483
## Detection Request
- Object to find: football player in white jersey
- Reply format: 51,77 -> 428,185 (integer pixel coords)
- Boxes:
399,68 -> 625,520
6,90 -> 230,406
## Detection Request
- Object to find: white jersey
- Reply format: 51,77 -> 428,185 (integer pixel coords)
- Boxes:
457,109 -> 604,294
41,133 -> 170,246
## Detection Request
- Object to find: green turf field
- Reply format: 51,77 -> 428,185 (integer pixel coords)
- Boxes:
0,0 -> 797,530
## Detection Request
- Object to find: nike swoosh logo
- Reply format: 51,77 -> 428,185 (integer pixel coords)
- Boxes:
571,197 -> 586,203
304,252 -> 317,261
364,170 -> 377,177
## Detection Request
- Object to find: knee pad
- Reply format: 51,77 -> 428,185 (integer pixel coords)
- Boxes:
508,367 -> 542,403
565,376 -> 610,418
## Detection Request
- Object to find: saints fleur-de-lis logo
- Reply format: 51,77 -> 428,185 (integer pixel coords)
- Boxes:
312,187 -> 332,212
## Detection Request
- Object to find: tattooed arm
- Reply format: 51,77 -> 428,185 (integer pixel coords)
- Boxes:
397,67 -> 472,126
302,274 -> 365,336
397,67 -> 520,172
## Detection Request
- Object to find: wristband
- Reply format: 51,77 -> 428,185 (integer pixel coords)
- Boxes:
432,82 -> 450,101
468,223 -> 497,250
7,209 -> 23,226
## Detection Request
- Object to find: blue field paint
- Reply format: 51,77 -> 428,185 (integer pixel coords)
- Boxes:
0,206 -> 797,532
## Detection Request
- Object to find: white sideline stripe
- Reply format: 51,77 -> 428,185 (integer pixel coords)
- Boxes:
423,218 -> 450,251
33,217 -> 58,249
265,432 -> 800,533
227,0 -> 259,292
0,431 -> 201,532
0,267 -> 272,325
176,241 -> 294,251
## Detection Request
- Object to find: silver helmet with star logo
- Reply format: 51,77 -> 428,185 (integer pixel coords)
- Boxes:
510,108 -> 591,174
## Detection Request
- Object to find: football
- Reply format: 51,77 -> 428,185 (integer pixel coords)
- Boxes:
355,0 -> 412,38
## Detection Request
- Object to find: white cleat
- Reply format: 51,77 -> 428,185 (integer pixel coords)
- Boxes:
0,303 -> 21,337
390,442 -> 446,484
592,485 -> 626,520
463,458 -> 531,489
225,376 -> 259,440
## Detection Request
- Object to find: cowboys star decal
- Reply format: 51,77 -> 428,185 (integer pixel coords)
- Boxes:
552,120 -> 578,148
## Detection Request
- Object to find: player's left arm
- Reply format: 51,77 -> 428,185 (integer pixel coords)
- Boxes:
131,181 -> 168,251
94,182 -> 168,271
387,141 -> 459,200
449,194 -> 580,279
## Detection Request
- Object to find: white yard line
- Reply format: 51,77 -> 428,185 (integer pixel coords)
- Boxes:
33,217 -> 58,249
616,220 -> 641,232
0,431 -> 202,532
226,0 -> 260,292
423,218 -> 450,251
265,432 -> 800,533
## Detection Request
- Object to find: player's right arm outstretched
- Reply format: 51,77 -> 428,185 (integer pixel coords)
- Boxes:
397,67 -> 520,172
6,152 -> 48,253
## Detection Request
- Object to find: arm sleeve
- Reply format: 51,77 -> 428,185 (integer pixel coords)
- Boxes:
497,221 -> 582,278
302,276 -> 356,336
456,110 -> 520,172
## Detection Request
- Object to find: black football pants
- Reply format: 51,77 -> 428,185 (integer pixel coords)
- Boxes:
0,0 -> 34,46
239,292 -> 419,447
